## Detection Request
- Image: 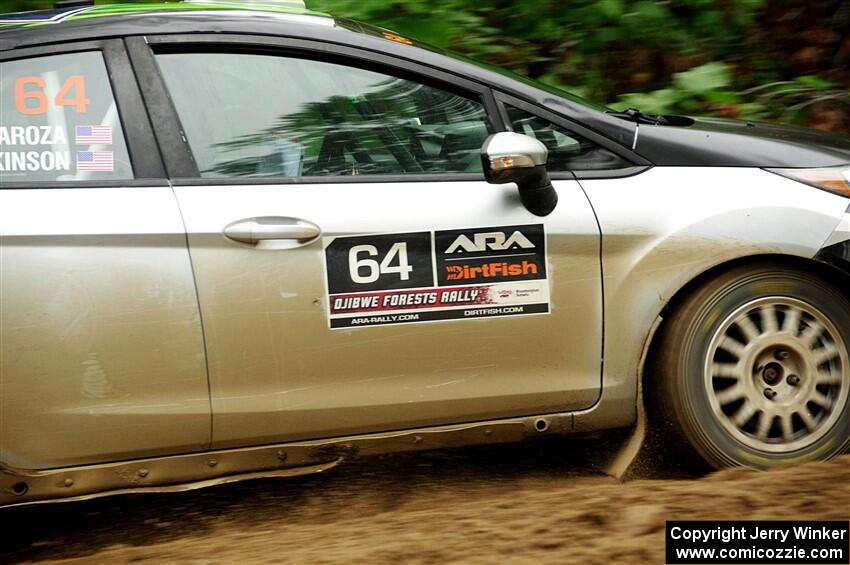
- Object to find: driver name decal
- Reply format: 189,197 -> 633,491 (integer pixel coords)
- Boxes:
324,224 -> 549,329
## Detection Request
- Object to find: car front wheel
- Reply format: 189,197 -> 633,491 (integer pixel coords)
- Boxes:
650,263 -> 850,469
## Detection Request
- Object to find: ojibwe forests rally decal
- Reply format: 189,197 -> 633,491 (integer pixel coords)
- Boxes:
324,224 -> 550,329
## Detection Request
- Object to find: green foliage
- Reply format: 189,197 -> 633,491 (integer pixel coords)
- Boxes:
612,60 -> 849,126
615,89 -> 682,116
311,0 -> 849,130
313,0 -> 769,86
613,62 -> 737,114
673,62 -> 733,95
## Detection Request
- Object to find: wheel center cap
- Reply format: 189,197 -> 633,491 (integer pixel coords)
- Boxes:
761,362 -> 784,385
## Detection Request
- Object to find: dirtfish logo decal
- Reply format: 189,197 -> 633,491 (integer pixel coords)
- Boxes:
445,261 -> 539,281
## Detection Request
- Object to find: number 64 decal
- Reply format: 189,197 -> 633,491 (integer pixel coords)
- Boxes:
15,75 -> 90,115
349,242 -> 414,284
325,231 -> 433,295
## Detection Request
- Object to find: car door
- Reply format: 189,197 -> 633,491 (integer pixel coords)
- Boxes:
0,41 -> 210,469
131,35 -> 603,448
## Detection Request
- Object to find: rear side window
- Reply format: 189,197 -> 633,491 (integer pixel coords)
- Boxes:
0,51 -> 133,183
155,52 -> 492,178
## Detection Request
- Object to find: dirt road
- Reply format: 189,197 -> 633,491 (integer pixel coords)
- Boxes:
2,439 -> 848,564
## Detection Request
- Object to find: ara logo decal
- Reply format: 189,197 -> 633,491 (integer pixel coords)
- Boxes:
435,224 -> 547,287
445,231 -> 536,254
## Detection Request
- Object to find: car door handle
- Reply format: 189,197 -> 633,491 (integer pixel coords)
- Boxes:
223,217 -> 321,245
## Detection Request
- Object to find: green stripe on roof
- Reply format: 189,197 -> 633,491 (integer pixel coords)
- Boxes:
0,1 -> 332,30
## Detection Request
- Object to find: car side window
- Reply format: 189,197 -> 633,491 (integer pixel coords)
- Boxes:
0,51 -> 133,184
154,52 -> 493,178
506,105 -> 631,172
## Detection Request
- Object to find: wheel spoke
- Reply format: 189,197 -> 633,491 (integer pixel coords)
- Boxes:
712,362 -> 740,379
779,413 -> 794,442
733,402 -> 757,427
782,307 -> 802,336
755,411 -> 773,440
799,410 -> 817,431
718,336 -> 746,358
737,315 -> 760,342
715,384 -> 745,405
800,320 -> 825,348
809,390 -> 831,409
761,304 -> 779,334
815,369 -> 842,386
813,344 -> 839,366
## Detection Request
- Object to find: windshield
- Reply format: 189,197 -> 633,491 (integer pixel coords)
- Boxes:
337,18 -> 610,112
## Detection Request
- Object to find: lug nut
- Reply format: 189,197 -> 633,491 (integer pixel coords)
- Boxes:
786,374 -> 801,386
775,350 -> 790,360
764,388 -> 778,400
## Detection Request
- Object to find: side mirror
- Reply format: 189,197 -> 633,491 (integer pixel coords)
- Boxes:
481,132 -> 558,216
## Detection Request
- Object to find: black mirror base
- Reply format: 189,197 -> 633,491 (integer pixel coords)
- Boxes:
520,183 -> 558,216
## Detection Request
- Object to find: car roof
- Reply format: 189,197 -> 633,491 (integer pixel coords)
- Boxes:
0,0 -> 634,148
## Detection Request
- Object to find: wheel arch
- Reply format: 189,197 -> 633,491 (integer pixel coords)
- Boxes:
640,252 -> 850,392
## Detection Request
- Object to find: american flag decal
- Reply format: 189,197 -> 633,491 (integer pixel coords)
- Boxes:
76,151 -> 114,172
75,125 -> 112,145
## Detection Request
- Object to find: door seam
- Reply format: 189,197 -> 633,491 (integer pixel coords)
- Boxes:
574,176 -> 606,403
168,180 -> 215,450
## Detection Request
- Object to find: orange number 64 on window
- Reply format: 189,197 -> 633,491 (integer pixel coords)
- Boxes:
14,75 -> 90,115
14,76 -> 48,115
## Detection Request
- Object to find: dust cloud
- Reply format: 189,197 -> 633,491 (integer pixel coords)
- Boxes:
2,439 -> 847,564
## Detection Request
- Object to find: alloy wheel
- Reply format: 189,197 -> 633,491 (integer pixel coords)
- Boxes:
704,296 -> 849,453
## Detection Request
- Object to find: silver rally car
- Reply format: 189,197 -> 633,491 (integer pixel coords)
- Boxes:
1,0 -> 849,507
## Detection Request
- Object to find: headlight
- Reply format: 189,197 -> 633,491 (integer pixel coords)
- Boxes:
766,166 -> 850,198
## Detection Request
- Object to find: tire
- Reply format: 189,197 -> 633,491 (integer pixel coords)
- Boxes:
649,263 -> 850,469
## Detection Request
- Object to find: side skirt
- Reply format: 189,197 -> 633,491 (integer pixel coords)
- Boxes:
2,411 -> 588,508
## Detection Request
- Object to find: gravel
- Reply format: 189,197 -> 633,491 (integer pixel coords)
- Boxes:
2,438 -> 848,564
